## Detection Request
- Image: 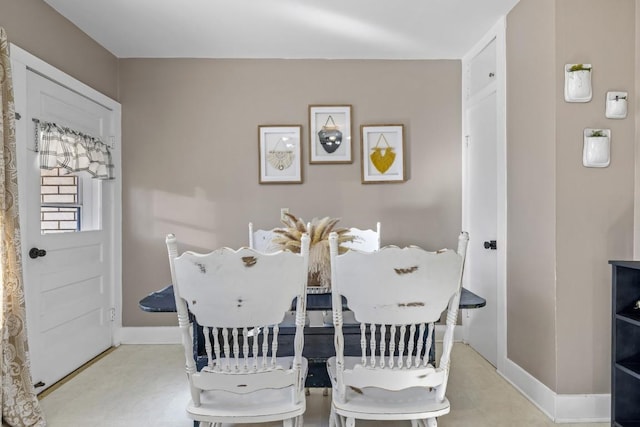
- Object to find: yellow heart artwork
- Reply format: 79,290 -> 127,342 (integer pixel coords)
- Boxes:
370,147 -> 396,174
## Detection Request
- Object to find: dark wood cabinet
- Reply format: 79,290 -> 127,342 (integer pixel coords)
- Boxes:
610,261 -> 640,427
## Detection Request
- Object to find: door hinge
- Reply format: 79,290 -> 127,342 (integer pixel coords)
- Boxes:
110,308 -> 116,321
465,135 -> 470,147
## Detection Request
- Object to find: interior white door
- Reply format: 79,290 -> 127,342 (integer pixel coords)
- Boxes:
22,71 -> 114,392
465,91 -> 498,367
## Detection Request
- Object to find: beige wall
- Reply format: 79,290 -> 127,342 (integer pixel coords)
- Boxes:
0,0 -> 118,100
119,59 -> 463,326
555,0 -> 635,394
506,0 -> 558,390
507,0 -> 636,394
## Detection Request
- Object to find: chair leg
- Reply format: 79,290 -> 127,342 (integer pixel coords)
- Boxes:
329,406 -> 336,427
286,416 -> 305,427
426,418 -> 438,427
330,407 -> 350,427
323,387 -> 329,396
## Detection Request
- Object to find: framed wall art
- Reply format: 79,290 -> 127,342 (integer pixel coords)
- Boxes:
258,125 -> 303,184
361,124 -> 406,183
308,105 -> 352,164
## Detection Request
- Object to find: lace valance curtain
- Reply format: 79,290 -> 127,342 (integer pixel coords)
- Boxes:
37,121 -> 114,179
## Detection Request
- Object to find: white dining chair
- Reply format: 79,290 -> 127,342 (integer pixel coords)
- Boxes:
323,222 -> 381,327
166,233 -> 310,427
249,222 -> 312,330
326,231 -> 468,427
340,222 -> 381,252
248,222 -> 280,253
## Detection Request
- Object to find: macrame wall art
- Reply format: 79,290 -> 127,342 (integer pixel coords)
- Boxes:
369,133 -> 396,174
267,137 -> 294,171
317,115 -> 342,153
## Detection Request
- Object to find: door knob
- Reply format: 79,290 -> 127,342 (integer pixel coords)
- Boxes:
483,240 -> 497,250
29,247 -> 47,259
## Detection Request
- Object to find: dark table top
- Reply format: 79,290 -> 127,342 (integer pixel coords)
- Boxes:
139,285 -> 486,313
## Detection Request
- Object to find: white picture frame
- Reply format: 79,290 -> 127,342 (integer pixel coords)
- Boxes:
361,124 -> 406,183
258,125 -> 303,184
308,105 -> 352,164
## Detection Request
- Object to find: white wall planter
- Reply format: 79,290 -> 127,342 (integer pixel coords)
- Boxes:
565,64 -> 592,102
583,128 -> 610,168
605,91 -> 628,119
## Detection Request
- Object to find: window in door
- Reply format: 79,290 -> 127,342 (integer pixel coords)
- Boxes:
40,167 -> 101,234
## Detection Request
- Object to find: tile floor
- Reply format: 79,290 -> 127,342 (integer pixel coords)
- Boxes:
39,343 -> 608,426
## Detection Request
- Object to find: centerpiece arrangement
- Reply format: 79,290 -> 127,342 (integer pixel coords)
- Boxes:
273,213 -> 354,292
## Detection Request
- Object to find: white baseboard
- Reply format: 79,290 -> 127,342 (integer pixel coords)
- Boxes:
117,326 -> 181,344
499,357 -> 610,423
555,393 -> 611,423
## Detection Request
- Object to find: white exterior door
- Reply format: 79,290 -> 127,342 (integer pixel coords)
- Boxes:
13,63 -> 119,392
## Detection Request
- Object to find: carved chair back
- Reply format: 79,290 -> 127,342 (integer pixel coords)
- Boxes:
341,222 -> 381,252
248,222 -> 280,253
166,234 -> 310,413
328,232 -> 468,404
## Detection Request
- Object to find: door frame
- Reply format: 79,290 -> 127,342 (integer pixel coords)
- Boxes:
461,17 -> 507,373
10,44 -> 123,344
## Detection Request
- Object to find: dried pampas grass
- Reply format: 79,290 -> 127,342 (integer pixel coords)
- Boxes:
273,213 -> 353,288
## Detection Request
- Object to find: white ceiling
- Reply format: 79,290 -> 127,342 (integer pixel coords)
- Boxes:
43,0 -> 520,59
